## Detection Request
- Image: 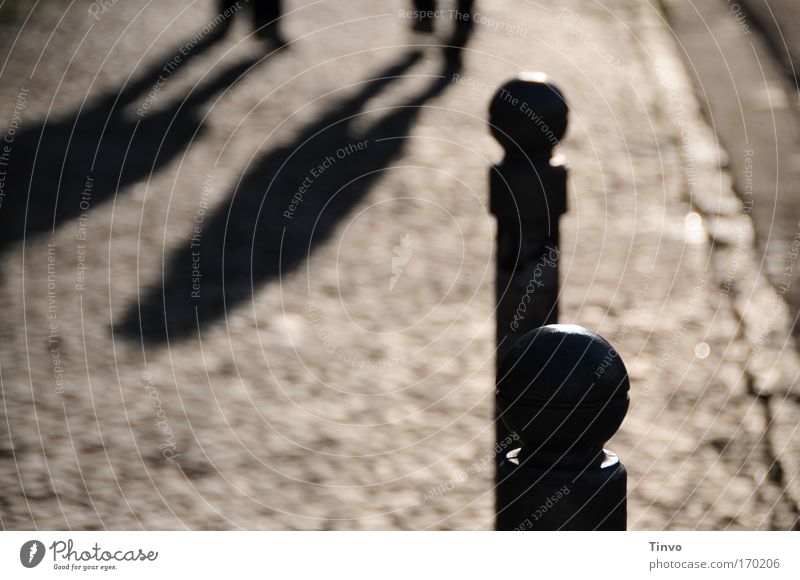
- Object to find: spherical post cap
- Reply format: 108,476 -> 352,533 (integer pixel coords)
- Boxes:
497,324 -> 629,452
489,73 -> 568,154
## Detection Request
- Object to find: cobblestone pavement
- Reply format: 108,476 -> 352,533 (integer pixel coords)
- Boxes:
0,0 -> 798,530
664,0 -> 800,344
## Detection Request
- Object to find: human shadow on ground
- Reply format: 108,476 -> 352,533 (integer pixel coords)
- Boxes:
0,28 -> 273,248
120,48 -> 466,342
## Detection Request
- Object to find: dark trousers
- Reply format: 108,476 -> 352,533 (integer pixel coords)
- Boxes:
220,0 -> 282,31
253,0 -> 282,30
413,0 -> 474,19
413,0 -> 474,48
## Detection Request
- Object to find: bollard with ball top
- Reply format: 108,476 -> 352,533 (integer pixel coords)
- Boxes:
495,324 -> 629,530
489,73 -> 569,512
489,72 -> 568,361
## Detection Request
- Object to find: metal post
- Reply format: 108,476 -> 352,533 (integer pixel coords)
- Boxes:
495,324 -> 630,530
489,73 -> 568,516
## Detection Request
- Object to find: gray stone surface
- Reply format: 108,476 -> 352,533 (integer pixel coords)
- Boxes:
0,0 -> 797,530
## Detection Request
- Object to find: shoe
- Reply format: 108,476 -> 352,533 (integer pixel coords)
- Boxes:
255,26 -> 288,49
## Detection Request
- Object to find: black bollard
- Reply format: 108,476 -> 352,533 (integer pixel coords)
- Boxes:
489,73 -> 569,514
495,324 -> 629,530
489,72 -> 568,362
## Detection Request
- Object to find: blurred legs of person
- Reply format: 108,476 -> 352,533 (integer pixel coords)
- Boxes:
217,0 -> 239,34
451,0 -> 474,48
412,0 -> 436,33
411,0 -> 474,42
252,1 -> 285,45
215,0 -> 285,45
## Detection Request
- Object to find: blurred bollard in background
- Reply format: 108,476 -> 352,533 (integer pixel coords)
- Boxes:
488,73 -> 568,367
488,73 -> 569,513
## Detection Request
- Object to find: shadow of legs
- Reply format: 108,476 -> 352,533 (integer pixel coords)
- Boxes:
121,50 -> 463,342
0,28 -> 269,249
